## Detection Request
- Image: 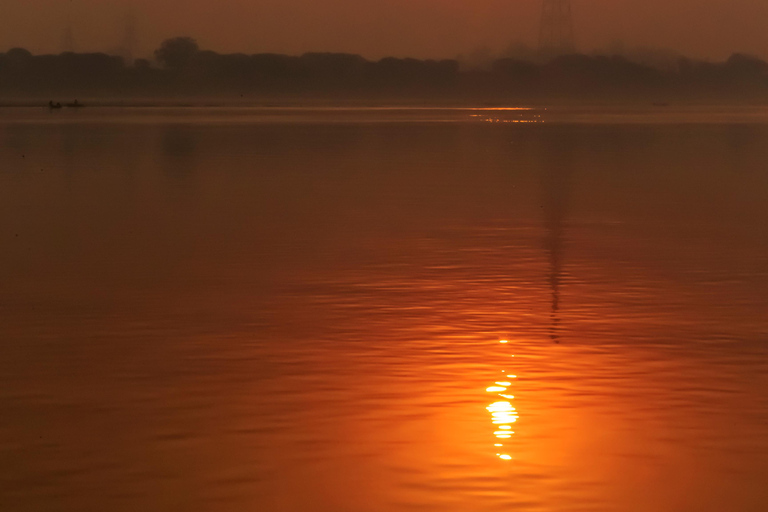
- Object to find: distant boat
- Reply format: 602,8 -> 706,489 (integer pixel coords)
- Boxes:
48,101 -> 63,109
65,100 -> 85,108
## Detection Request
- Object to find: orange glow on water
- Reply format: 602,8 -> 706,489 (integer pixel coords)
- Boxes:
486,338 -> 519,461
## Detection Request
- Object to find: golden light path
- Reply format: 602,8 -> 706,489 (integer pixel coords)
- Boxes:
487,339 -> 519,461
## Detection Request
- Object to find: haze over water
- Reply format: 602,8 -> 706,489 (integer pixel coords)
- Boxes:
2,107 -> 768,511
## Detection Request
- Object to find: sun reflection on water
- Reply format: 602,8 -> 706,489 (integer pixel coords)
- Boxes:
487,339 -> 519,461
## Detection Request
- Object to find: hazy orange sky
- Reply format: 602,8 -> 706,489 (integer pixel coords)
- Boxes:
1,0 -> 767,60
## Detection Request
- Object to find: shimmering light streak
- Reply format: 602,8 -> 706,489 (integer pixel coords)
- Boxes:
491,407 -> 517,426
484,119 -> 541,124
470,108 -> 534,111
486,339 -> 519,461
487,401 -> 514,411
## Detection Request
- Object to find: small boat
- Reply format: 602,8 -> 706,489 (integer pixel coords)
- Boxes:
48,101 -> 63,109
65,100 -> 85,108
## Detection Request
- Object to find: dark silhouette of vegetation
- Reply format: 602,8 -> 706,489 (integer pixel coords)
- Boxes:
1,37 -> 768,102
155,37 -> 200,69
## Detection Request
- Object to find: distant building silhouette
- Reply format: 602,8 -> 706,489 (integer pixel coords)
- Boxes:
539,0 -> 575,56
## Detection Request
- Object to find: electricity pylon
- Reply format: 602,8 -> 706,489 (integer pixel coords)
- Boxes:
62,1 -> 75,52
121,8 -> 138,65
62,25 -> 75,53
539,0 -> 575,55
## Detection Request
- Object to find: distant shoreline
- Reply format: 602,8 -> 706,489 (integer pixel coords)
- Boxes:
2,39 -> 768,104
2,98 -> 768,109
3,104 -> 768,129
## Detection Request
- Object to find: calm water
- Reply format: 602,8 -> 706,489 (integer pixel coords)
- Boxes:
2,107 -> 768,512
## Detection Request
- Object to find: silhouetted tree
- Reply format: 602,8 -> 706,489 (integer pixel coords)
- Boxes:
0,40 -> 766,100
492,58 -> 538,78
300,53 -> 366,90
5,48 -> 33,61
134,59 -> 152,70
155,37 -> 200,69
725,54 -> 768,79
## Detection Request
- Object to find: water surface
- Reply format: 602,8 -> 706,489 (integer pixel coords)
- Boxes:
1,107 -> 768,512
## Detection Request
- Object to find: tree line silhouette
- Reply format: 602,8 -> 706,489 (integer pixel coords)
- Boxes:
1,37 -> 767,101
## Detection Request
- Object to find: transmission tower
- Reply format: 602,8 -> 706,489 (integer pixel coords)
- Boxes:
62,25 -> 75,53
62,1 -> 75,52
539,0 -> 575,55
121,8 -> 138,65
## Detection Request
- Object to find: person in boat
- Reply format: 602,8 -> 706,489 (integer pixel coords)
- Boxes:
66,99 -> 84,108
48,100 -> 62,109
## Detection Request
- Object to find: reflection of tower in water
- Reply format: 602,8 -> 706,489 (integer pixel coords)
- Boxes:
486,339 -> 518,461
542,142 -> 571,343
544,181 -> 565,343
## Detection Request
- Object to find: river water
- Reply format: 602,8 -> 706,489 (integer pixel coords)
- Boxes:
1,107 -> 768,512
